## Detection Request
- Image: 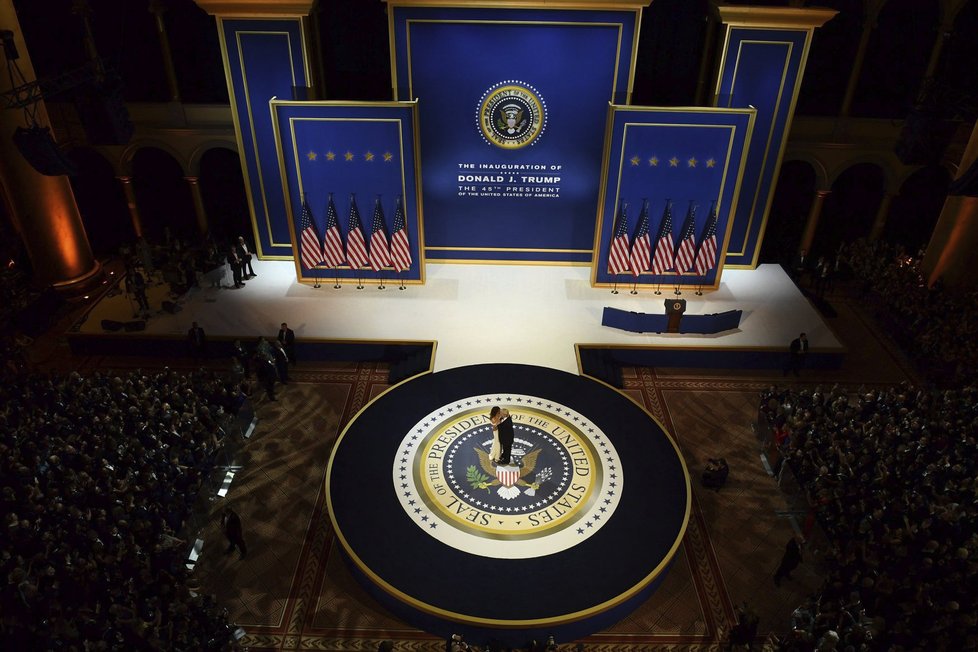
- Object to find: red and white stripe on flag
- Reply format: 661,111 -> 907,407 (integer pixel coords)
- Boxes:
495,467 -> 520,487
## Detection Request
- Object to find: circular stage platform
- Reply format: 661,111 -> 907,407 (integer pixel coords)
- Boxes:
326,364 -> 690,644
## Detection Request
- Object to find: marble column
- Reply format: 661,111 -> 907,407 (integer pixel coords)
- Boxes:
799,189 -> 831,254
0,0 -> 100,290
149,0 -> 181,103
116,176 -> 144,238
869,192 -> 896,241
184,176 -> 210,237
922,120 -> 978,288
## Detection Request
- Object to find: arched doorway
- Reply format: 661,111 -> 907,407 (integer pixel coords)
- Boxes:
884,165 -> 951,253
131,147 -> 196,244
815,162 -> 886,255
759,159 -> 816,265
68,147 -> 132,257
198,148 -> 250,249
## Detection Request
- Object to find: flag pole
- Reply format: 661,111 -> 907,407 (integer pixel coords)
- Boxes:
399,276 -> 405,290
630,280 -> 638,295
357,274 -> 364,290
611,274 -> 619,294
378,275 -> 386,290
313,273 -> 321,289
654,280 -> 662,295
333,271 -> 341,289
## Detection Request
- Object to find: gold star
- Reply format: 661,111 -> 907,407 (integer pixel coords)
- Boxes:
669,157 -> 679,167
649,156 -> 659,166
706,158 -> 716,168
307,151 -> 317,161
365,151 -> 375,162
383,152 -> 393,162
344,151 -> 354,161
630,156 -> 640,166
688,157 -> 697,168
326,151 -> 336,161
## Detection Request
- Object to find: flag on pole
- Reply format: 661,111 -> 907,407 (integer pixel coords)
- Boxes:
345,194 -> 369,270
389,196 -> 412,273
368,197 -> 392,272
628,199 -> 652,276
299,198 -> 324,269
607,201 -> 631,275
651,201 -> 675,274
322,193 -> 345,268
694,202 -> 719,275
674,202 -> 698,273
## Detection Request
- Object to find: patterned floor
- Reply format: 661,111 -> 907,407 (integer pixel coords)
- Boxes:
42,286 -> 914,651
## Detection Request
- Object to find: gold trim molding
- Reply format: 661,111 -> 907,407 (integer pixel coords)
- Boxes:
194,0 -> 314,17
385,0 -> 651,8
716,6 -> 837,29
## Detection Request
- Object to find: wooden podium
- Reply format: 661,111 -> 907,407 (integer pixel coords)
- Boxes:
665,299 -> 686,333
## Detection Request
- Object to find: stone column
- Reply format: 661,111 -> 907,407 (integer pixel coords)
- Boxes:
839,0 -> 884,118
184,176 -> 210,237
869,192 -> 896,241
0,0 -> 100,290
149,0 -> 181,103
116,176 -> 144,238
922,120 -> 978,288
799,189 -> 831,254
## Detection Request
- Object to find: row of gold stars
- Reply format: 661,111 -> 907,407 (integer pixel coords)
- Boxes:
307,150 -> 395,162
630,155 -> 717,168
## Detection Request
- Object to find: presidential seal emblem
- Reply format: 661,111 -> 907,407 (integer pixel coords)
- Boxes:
393,394 -> 622,559
477,81 -> 547,149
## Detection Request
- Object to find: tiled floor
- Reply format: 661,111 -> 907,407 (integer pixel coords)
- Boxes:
38,283 -> 913,651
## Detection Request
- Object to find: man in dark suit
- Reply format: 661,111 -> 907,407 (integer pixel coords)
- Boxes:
227,249 -> 245,288
785,332 -> 809,376
235,236 -> 256,278
490,406 -> 514,465
791,248 -> 809,284
187,321 -> 206,359
222,506 -> 247,559
277,322 -> 296,364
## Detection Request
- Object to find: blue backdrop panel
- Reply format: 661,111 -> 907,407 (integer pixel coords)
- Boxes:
593,106 -> 755,289
221,18 -> 310,259
390,6 -> 640,263
714,28 -> 810,267
270,101 -> 423,282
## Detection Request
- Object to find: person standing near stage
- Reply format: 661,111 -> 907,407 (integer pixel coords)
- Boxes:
129,267 -> 150,314
785,332 -> 809,377
278,322 -> 296,364
490,406 -> 514,465
227,248 -> 245,288
235,236 -> 256,278
187,321 -> 207,359
774,536 -> 804,586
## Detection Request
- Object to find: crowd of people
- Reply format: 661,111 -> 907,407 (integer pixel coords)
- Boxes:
843,238 -> 978,385
0,367 -> 245,650
760,382 -> 978,651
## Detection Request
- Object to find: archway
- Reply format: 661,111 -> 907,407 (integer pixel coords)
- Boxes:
884,165 -> 951,253
759,159 -> 817,265
67,147 -> 133,257
198,148 -> 250,249
815,162 -> 886,255
131,147 -> 196,244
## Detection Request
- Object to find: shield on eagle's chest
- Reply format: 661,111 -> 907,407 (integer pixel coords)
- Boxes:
495,465 -> 520,487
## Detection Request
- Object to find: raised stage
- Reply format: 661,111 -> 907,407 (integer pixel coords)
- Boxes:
70,261 -> 844,373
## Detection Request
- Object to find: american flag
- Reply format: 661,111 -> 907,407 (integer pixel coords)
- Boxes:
345,195 -> 369,271
389,196 -> 412,273
607,201 -> 630,275
368,197 -> 392,272
322,193 -> 345,268
694,202 -> 719,275
674,202 -> 698,274
298,199 -> 324,269
651,201 -> 675,274
628,199 -> 652,276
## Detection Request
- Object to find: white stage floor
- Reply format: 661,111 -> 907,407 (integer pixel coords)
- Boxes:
78,261 -> 842,375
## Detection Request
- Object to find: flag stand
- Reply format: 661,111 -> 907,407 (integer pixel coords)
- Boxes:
378,278 -> 386,290
398,277 -> 406,290
333,274 -> 341,290
654,282 -> 662,296
629,281 -> 638,295
356,277 -> 364,290
695,281 -> 703,296
312,276 -> 321,289
611,277 -> 619,294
